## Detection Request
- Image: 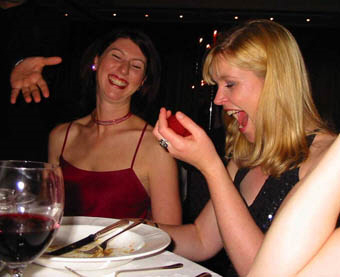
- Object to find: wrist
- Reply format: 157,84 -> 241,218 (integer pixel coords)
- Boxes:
14,58 -> 24,67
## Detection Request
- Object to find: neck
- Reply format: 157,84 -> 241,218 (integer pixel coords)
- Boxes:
91,110 -> 132,126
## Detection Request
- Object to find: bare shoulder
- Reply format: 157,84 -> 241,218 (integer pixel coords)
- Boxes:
49,116 -> 90,149
300,132 -> 337,178
49,122 -> 70,145
138,123 -> 174,161
140,124 -> 164,153
310,132 -> 337,157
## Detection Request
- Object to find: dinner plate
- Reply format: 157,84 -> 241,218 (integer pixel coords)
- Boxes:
35,217 -> 171,271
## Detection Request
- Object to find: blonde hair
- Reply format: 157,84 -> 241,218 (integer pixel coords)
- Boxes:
203,19 -> 328,177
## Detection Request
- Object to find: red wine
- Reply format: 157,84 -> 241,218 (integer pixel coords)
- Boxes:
0,213 -> 58,263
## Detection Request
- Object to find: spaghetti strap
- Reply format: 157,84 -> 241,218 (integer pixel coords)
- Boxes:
130,123 -> 148,169
60,122 -> 73,157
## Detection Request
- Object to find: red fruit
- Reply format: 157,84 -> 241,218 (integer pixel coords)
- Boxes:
167,115 -> 191,137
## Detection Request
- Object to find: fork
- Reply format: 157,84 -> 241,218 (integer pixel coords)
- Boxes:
82,220 -> 143,254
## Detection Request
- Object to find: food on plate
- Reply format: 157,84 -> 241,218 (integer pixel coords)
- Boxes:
46,242 -> 136,258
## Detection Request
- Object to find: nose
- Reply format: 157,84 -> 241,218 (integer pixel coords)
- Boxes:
118,60 -> 129,75
213,87 -> 228,106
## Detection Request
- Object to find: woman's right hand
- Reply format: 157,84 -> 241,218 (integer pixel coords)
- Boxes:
153,107 -> 220,173
10,56 -> 62,104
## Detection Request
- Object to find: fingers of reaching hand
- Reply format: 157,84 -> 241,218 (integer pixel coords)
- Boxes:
21,87 -> 33,103
11,80 -> 50,104
10,88 -> 20,104
30,85 -> 42,103
37,79 -> 50,98
45,56 -> 62,66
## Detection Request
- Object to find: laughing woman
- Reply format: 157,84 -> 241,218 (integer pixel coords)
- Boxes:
153,19 -> 337,276
46,29 -> 182,224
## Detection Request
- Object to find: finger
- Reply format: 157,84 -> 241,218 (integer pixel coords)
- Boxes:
43,56 -> 62,66
152,120 -> 161,139
36,79 -> 50,98
158,108 -> 169,129
30,85 -> 42,103
10,88 -> 21,104
21,87 -> 32,103
175,111 -> 200,137
166,109 -> 172,118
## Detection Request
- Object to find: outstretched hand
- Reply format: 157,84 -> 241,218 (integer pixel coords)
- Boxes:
10,56 -> 62,104
153,108 -> 219,172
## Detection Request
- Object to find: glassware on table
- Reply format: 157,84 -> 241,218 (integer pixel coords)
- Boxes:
0,160 -> 64,277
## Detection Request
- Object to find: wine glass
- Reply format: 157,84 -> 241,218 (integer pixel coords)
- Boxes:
0,160 -> 64,277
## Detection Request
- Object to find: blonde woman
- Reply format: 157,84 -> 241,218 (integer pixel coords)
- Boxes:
153,19 -> 336,276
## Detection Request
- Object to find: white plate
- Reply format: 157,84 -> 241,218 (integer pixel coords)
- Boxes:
35,217 -> 171,271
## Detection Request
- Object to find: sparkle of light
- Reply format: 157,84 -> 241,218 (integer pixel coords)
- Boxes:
17,181 -> 25,191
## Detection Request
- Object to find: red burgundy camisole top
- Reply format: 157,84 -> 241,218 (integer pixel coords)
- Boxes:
59,122 -> 151,219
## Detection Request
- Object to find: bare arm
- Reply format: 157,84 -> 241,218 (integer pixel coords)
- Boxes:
48,123 -> 68,165
248,135 -> 340,277
148,133 -> 182,225
10,56 -> 62,103
159,200 -> 224,261
153,108 -> 264,275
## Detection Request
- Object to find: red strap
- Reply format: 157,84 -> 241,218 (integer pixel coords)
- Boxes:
60,122 -> 73,156
130,123 -> 148,168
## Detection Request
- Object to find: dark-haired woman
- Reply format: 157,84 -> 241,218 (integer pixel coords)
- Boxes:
12,29 -> 182,224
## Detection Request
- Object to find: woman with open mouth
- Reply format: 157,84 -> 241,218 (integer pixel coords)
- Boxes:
153,19 -> 337,276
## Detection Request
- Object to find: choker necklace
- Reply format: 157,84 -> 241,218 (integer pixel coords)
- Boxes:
92,111 -> 132,126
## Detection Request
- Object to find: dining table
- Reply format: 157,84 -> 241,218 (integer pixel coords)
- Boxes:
0,216 -> 222,277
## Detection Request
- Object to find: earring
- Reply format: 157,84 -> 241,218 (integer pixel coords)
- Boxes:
91,64 -> 96,71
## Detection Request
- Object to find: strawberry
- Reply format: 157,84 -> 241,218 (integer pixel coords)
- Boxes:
167,115 -> 191,137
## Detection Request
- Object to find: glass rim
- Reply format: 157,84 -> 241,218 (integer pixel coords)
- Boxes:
0,160 -> 60,170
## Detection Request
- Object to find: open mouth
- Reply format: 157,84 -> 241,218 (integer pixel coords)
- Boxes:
108,74 -> 128,88
226,110 -> 247,130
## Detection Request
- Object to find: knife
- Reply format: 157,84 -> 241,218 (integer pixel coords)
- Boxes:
47,219 -> 129,256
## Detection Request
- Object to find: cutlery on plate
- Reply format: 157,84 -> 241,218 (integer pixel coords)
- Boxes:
47,219 -> 129,256
81,220 -> 144,254
65,263 -> 183,277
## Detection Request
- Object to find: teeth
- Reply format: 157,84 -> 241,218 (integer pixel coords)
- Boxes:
109,76 -> 127,87
227,110 -> 239,117
227,110 -> 245,129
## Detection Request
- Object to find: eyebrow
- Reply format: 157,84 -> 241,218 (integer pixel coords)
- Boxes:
110,47 -> 146,65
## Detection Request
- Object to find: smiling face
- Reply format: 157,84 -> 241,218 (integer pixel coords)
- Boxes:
212,57 -> 264,143
94,38 -> 147,105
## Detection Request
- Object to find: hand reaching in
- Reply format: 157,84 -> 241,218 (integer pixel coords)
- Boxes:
10,56 -> 62,104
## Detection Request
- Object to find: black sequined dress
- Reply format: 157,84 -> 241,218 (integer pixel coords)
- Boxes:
234,164 -> 300,232
227,134 -> 316,275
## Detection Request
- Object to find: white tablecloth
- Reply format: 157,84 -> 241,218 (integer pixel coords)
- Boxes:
0,217 -> 222,277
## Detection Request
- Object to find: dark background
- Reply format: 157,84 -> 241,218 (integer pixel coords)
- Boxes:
2,0 -> 340,160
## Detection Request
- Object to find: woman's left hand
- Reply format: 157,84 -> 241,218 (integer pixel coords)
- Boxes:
153,108 -> 219,172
